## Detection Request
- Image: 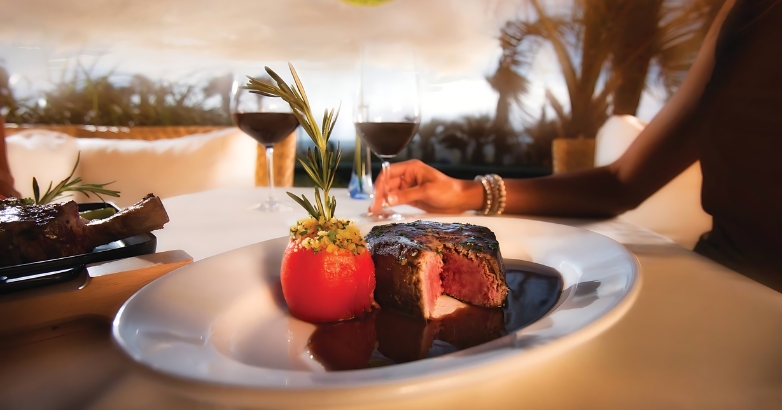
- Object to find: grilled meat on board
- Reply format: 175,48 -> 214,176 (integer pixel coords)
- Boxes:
0,194 -> 169,267
366,221 -> 508,320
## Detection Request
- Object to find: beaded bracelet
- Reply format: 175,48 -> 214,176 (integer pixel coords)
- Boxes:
474,174 -> 506,215
474,175 -> 493,215
489,173 -> 506,215
485,174 -> 500,215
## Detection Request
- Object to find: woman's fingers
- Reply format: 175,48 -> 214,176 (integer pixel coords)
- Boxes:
382,159 -> 426,180
369,160 -> 429,212
386,185 -> 427,207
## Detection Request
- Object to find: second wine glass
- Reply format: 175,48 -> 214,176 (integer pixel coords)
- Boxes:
354,45 -> 420,221
231,73 -> 299,212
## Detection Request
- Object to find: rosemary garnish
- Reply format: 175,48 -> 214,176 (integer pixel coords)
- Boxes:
31,152 -> 121,205
245,64 -> 341,220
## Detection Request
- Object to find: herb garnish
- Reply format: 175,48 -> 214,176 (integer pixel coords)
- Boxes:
30,153 -> 120,205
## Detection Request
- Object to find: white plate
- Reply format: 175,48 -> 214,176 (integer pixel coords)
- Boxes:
113,216 -> 640,392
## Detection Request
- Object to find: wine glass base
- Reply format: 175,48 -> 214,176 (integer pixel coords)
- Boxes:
365,209 -> 404,222
249,200 -> 292,212
349,192 -> 374,200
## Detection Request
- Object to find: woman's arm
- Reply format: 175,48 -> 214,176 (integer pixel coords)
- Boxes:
371,0 -> 736,217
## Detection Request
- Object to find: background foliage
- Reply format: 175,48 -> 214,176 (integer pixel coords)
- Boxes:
0,59 -> 233,126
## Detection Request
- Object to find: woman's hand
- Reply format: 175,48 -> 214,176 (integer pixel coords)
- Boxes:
369,159 -> 484,214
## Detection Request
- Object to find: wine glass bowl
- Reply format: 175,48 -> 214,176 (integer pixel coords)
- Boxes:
231,73 -> 299,212
354,45 -> 421,221
354,122 -> 419,158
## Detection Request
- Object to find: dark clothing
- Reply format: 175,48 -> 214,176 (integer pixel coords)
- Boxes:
693,0 -> 782,291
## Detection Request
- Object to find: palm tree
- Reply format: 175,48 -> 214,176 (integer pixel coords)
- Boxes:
487,21 -> 536,132
496,0 -> 724,140
486,20 -> 540,162
652,0 -> 724,95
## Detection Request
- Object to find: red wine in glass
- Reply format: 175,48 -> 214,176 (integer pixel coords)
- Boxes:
231,73 -> 298,212
232,112 -> 299,147
354,122 -> 419,156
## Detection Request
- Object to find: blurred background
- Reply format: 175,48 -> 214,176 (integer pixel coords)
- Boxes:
0,0 -> 725,183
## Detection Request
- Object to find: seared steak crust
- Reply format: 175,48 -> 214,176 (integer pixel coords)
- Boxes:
366,221 -> 508,319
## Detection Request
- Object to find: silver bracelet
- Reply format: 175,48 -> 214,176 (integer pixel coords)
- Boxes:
489,174 -> 506,215
475,174 -> 506,216
485,174 -> 499,215
474,175 -> 493,215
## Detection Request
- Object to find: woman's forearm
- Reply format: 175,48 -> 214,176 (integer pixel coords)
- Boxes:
502,166 -> 632,217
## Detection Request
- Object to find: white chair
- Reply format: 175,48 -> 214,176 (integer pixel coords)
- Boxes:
6,128 -> 257,207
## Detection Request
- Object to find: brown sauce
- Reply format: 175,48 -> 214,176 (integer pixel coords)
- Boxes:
308,260 -> 563,371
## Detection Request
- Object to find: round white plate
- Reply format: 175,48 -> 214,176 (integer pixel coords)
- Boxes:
113,216 -> 640,391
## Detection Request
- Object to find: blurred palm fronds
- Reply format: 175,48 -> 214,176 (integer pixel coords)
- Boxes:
0,59 -> 233,126
490,0 -> 725,142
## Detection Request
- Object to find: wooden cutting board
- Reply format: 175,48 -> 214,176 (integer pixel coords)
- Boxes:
0,250 -> 192,347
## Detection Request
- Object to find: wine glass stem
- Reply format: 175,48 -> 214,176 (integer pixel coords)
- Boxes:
266,146 -> 275,202
382,160 -> 391,207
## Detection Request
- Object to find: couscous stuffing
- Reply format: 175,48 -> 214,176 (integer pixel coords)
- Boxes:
288,216 -> 367,255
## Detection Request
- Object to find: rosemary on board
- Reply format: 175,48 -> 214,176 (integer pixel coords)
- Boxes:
245,63 -> 341,220
31,152 -> 121,205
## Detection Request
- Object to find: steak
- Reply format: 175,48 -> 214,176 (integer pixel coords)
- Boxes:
0,194 -> 169,267
366,221 -> 508,320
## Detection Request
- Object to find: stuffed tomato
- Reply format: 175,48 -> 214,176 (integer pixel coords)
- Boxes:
280,217 -> 376,323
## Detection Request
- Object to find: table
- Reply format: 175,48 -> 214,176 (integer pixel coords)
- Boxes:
2,187 -> 781,410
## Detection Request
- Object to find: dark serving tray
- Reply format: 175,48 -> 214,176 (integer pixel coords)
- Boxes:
0,202 -> 157,293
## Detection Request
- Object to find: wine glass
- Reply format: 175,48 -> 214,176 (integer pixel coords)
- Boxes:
231,73 -> 299,212
354,44 -> 421,221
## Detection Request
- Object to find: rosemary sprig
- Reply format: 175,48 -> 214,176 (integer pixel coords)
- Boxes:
31,152 -> 121,205
245,64 -> 341,220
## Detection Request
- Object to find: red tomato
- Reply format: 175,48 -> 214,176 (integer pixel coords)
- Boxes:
280,243 -> 376,323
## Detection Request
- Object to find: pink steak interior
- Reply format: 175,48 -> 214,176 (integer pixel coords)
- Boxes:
440,250 -> 505,307
418,252 -> 444,318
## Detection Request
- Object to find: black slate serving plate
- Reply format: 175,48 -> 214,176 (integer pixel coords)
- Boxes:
0,202 -> 157,293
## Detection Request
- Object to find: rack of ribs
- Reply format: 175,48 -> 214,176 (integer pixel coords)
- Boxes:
0,194 -> 169,267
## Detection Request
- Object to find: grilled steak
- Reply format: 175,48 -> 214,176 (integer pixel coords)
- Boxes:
0,194 -> 169,267
366,221 -> 508,319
